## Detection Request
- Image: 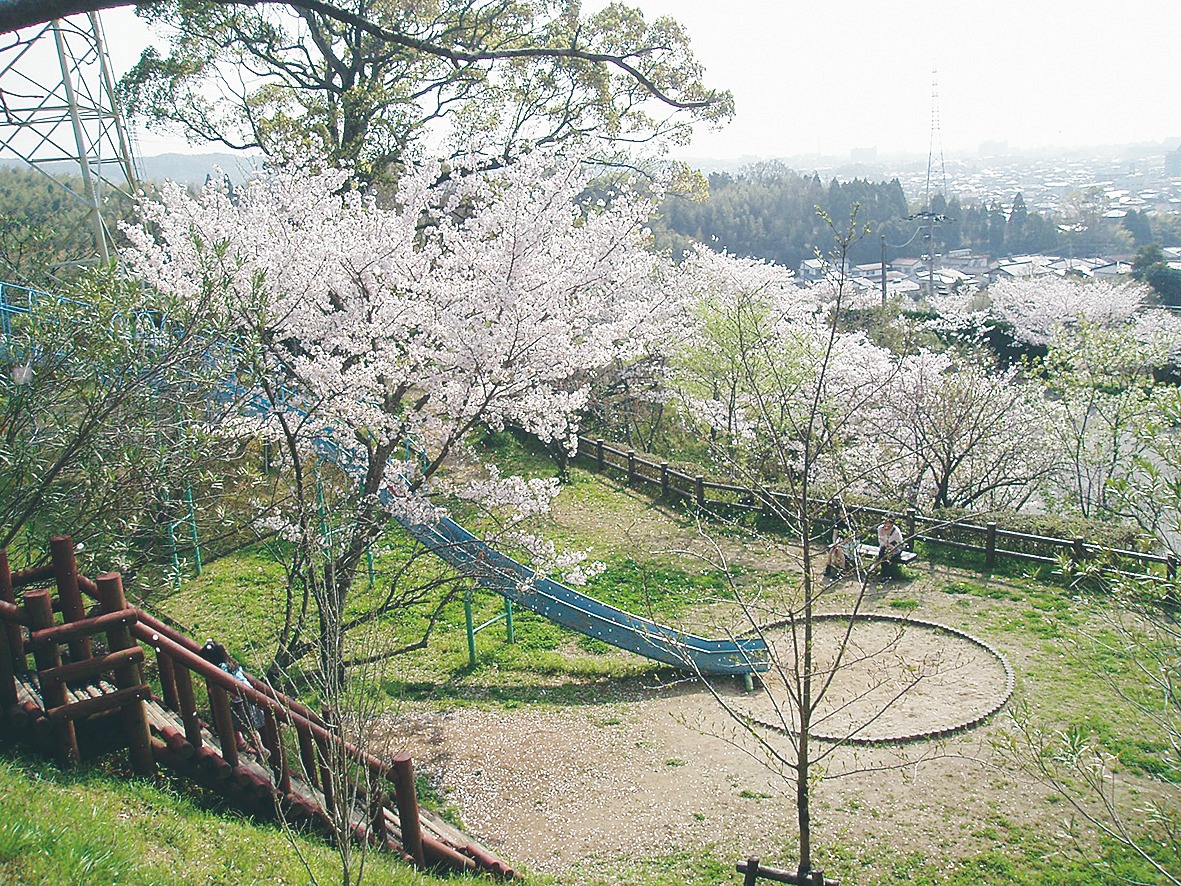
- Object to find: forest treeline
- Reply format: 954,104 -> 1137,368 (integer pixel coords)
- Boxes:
652,160 -> 1181,270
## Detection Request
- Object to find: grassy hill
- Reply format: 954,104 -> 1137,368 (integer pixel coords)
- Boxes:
0,753 -> 443,885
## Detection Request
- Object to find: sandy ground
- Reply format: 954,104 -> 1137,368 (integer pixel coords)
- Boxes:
382,668 -> 1030,881
377,587 -> 1044,882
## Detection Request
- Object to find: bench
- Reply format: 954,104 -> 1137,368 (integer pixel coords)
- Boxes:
855,543 -> 918,564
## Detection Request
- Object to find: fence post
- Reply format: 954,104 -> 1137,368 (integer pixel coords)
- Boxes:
905,509 -> 916,549
595,439 -> 604,472
0,590 -> 14,709
1167,554 -> 1177,582
985,522 -> 997,569
0,548 -> 23,683
315,729 -> 335,815
1072,536 -> 1086,565
368,767 -> 389,845
743,856 -> 759,886
391,753 -> 425,867
95,572 -> 155,777
207,679 -> 239,768
261,708 -> 288,792
156,648 -> 179,712
25,589 -> 79,766
626,450 -> 636,485
296,723 -> 319,789
660,462 -> 669,497
695,475 -> 705,507
50,536 -> 91,663
173,662 -> 203,748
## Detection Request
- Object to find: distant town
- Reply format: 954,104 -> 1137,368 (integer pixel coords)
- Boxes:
680,140 -> 1181,300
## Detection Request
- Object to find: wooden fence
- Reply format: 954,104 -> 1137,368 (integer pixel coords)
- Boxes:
0,537 -> 516,879
576,436 -> 1179,585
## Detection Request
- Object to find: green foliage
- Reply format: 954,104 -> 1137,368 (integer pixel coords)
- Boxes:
120,0 -> 731,179
920,509 -> 1146,558
0,268 -> 235,569
0,167 -> 137,289
1133,243 -> 1181,305
652,168 -> 1074,271
653,163 -> 909,268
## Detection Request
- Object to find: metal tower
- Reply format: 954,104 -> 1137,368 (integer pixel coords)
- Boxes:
0,12 -> 141,266
917,70 -> 950,298
924,69 -> 947,209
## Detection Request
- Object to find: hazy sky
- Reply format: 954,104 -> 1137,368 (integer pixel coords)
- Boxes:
100,1 -> 1181,160
633,0 -> 1181,160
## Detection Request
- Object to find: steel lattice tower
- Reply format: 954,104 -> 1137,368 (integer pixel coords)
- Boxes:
0,12 -> 140,266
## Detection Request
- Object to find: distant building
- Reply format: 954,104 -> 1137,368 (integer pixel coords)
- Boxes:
1166,147 -> 1181,178
853,262 -> 886,278
1092,260 -> 1132,277
798,258 -> 826,281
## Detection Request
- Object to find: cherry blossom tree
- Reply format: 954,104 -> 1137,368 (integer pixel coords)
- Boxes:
665,243 -> 898,489
1037,321 -> 1170,519
1105,386 -> 1181,556
849,350 -> 1052,511
983,276 -> 1150,347
122,144 -> 671,672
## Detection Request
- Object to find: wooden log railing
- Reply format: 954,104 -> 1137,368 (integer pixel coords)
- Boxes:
0,535 -> 517,879
577,436 -> 1179,584
737,857 -> 838,886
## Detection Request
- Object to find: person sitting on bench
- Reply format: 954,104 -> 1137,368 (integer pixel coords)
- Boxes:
876,516 -> 904,578
823,514 -> 856,578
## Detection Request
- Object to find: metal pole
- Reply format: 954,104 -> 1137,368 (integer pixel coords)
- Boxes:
52,20 -> 109,264
880,234 -> 887,306
464,590 -> 476,668
185,485 -> 202,576
168,519 -> 181,589
88,12 -> 139,191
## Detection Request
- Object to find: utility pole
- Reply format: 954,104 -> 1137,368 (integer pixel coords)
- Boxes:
880,234 -> 887,306
907,211 -> 951,300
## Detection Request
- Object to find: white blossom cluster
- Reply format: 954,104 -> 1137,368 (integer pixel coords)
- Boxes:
936,276 -> 1155,346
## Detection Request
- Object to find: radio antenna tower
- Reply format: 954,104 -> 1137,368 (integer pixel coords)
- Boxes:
924,69 -> 947,209
0,13 -> 141,267
913,69 -> 950,298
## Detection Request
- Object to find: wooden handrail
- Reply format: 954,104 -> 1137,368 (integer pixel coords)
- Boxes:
8,563 -> 55,589
46,684 -> 151,721
27,607 -> 137,646
132,623 -> 392,780
132,608 -> 328,730
0,598 -> 26,625
39,647 -> 145,688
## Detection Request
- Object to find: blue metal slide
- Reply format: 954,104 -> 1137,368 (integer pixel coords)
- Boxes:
394,514 -> 768,677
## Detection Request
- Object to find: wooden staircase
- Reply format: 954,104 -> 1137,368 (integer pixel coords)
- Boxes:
0,537 -> 516,879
